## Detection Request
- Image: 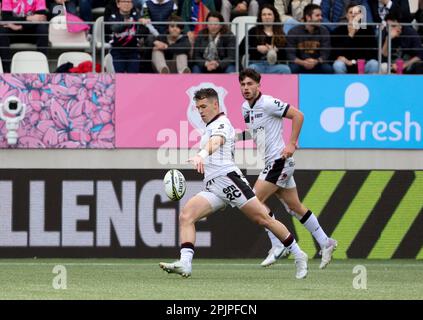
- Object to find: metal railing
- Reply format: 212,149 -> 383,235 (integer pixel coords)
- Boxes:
0,20 -> 422,74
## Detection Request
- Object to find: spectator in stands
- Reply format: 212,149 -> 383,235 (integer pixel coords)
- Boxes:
275,0 -> 309,22
178,0 -> 229,24
0,0 -> 49,73
152,15 -> 192,72
244,4 -> 291,73
105,0 -> 151,72
332,3 -> 379,73
287,3 -> 333,73
220,0 -> 259,22
274,0 -> 310,34
47,0 -> 78,18
368,0 -> 412,23
320,0 -> 374,31
180,0 -> 216,30
143,0 -> 178,34
79,0 -> 108,21
179,0 -> 217,44
382,12 -> 423,73
192,11 -> 236,73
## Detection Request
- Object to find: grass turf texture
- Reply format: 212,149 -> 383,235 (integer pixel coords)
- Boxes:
0,259 -> 421,299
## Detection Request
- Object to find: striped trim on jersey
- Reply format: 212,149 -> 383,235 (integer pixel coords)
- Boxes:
281,105 -> 290,118
265,158 -> 286,184
227,171 -> 255,200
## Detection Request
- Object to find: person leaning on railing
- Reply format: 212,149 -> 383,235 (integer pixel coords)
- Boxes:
286,3 -> 333,73
331,3 -> 379,74
151,15 -> 192,73
381,12 -> 423,73
0,0 -> 49,73
245,4 -> 291,73
192,11 -> 236,73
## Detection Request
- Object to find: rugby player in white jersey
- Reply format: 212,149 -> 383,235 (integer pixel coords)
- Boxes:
238,69 -> 337,269
159,88 -> 308,279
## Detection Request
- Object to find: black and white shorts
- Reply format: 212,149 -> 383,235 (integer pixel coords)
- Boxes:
258,157 -> 296,189
198,171 -> 256,212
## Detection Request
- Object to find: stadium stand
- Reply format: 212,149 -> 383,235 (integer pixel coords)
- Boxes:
49,15 -> 91,49
11,51 -> 50,73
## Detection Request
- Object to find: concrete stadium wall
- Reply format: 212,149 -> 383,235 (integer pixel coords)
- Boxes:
0,149 -> 422,170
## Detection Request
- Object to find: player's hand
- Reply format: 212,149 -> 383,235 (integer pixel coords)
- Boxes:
281,142 -> 296,159
188,155 -> 205,174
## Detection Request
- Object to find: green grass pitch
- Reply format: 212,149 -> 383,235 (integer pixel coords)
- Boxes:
0,259 -> 422,299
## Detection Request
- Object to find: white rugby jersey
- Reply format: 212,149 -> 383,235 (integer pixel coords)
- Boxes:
200,113 -> 239,182
241,93 -> 290,165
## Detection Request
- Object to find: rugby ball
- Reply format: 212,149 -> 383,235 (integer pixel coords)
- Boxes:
163,169 -> 186,201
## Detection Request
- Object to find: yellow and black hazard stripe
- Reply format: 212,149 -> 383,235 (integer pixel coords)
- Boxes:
280,170 -> 423,259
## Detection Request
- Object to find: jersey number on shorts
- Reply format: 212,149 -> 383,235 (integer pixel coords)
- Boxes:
223,185 -> 242,201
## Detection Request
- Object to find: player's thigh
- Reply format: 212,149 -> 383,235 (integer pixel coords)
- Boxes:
253,179 -> 279,202
180,194 -> 216,224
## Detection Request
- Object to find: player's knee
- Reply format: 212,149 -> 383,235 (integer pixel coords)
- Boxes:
285,201 -> 301,214
179,208 -> 194,225
254,214 -> 272,228
255,193 -> 267,203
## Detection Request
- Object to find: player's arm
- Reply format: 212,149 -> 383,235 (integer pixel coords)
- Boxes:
188,135 -> 225,174
282,106 -> 304,159
235,130 -> 252,141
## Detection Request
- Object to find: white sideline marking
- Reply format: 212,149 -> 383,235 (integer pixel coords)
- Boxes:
0,262 -> 421,267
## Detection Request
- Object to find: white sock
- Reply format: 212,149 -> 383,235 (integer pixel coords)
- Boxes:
265,212 -> 284,248
283,235 -> 303,259
301,211 -> 329,249
180,248 -> 194,264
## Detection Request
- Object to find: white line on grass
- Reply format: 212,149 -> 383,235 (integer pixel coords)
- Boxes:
0,262 -> 421,267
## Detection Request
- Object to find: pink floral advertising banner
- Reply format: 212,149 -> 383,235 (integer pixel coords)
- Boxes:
0,74 -> 115,148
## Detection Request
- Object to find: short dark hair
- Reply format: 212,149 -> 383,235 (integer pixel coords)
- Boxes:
167,14 -> 184,31
194,88 -> 219,102
239,68 -> 261,83
303,4 -> 321,20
